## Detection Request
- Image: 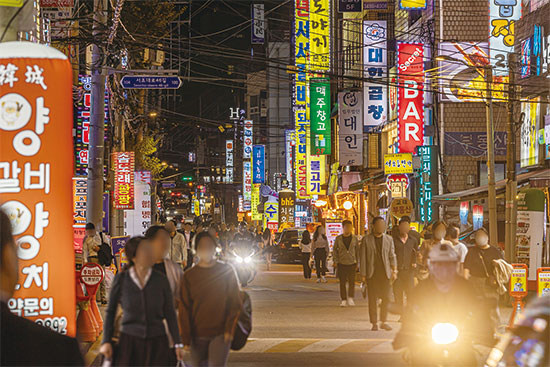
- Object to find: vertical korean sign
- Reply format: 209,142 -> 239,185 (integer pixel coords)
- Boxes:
310,78 -> 331,154
252,145 -> 265,184
0,42 -> 76,335
243,120 -> 253,159
338,91 -> 363,166
363,21 -> 387,129
113,152 -> 135,210
243,161 -> 252,211
279,189 -> 295,227
489,0 -> 520,77
285,129 -> 295,189
309,0 -> 330,71
251,3 -> 265,44
397,43 -> 424,153
225,140 -> 234,183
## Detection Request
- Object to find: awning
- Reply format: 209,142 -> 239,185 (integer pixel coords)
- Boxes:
348,173 -> 385,192
433,169 -> 550,203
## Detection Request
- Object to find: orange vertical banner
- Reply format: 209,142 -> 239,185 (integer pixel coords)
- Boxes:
0,42 -> 76,336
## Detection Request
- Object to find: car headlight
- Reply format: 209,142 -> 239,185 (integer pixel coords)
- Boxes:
235,255 -> 243,263
431,323 -> 459,345
244,256 -> 252,264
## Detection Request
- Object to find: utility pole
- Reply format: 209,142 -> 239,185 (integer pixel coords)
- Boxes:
485,66 -> 498,246
505,53 -> 518,262
87,0 -> 107,229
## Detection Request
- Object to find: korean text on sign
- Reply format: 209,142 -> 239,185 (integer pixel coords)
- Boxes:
113,152 -> 135,210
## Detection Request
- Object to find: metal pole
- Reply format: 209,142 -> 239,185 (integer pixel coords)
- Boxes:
87,0 -> 107,229
485,66 -> 498,245
505,53 -> 518,262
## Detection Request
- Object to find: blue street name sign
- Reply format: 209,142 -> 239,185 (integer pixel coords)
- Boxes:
120,75 -> 182,89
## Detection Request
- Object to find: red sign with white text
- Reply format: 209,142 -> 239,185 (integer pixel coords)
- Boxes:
397,43 -> 424,153
113,152 -> 135,209
0,42 -> 76,336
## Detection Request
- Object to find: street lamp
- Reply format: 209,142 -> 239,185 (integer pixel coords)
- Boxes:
343,200 -> 353,211
436,54 -> 498,246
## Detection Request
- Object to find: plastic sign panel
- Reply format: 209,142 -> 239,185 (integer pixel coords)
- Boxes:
72,177 -> 87,228
399,0 -> 427,9
460,201 -> 469,226
386,174 -> 409,198
325,220 -> 343,251
338,91 -> 363,166
263,200 -> 279,232
295,110 -> 309,199
383,153 -> 413,174
363,21 -> 387,129
243,120 -> 253,158
489,0 -> 521,77
252,145 -> 265,184
113,152 -> 135,209
472,205 -> 484,230
123,180 -> 151,237
279,189 -> 295,227
309,0 -> 330,71
390,198 -> 414,218
225,140 -> 234,183
0,42 -> 76,336
417,146 -> 438,224
520,97 -> 540,167
510,264 -> 528,297
251,4 -> 265,44
338,0 -> 362,12
397,43 -> 424,153
251,184 -> 261,220
307,155 -> 326,195
537,268 -> 550,297
285,129 -> 295,189
310,78 -> 331,155
243,161 -> 252,211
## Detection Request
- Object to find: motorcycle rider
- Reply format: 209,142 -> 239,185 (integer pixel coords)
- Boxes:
393,243 -> 494,366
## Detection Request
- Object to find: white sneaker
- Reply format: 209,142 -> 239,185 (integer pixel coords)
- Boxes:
316,278 -> 321,283
347,298 -> 355,306
321,276 -> 327,283
340,300 -> 348,307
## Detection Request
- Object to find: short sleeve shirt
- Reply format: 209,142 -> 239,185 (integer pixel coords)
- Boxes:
464,246 -> 502,278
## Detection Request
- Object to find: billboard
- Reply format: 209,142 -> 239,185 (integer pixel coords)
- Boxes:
295,110 -> 309,198
489,0 -> 521,76
338,91 -> 363,166
113,152 -> 135,210
285,129 -> 295,189
310,78 -> 331,155
225,140 -> 234,183
384,153 -> 413,174
123,179 -> 151,237
279,189 -> 295,227
243,120 -> 253,158
251,184 -> 261,220
252,145 -> 265,184
309,0 -> 330,71
363,21 -> 387,129
307,155 -> 326,195
243,161 -> 252,211
0,42 -> 76,335
521,97 -> 540,167
397,43 -> 424,153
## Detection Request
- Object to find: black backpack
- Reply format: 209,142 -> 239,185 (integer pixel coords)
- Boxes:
231,291 -> 252,351
97,233 -> 114,266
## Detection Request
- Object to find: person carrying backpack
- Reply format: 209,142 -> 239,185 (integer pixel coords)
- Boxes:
83,222 -> 111,304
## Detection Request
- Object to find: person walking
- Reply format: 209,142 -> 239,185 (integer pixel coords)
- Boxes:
359,217 -> 397,331
261,228 -> 273,271
418,221 -> 447,280
299,230 -> 312,279
182,222 -> 195,270
178,232 -> 242,367
391,216 -> 419,309
445,223 -> 469,275
333,220 -> 359,307
166,220 -> 188,270
311,226 -> 329,283
100,236 -> 185,366
83,222 -> 109,304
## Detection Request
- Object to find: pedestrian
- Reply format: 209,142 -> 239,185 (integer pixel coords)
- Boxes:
166,220 -> 188,270
464,227 -> 503,331
261,228 -> 273,271
178,232 -> 242,367
100,236 -> 185,366
311,226 -> 329,283
299,230 -> 312,279
445,223 -> 468,275
333,220 -> 359,307
391,216 -> 419,310
1,209 -> 84,366
418,221 -> 447,280
82,222 -> 108,304
182,222 -> 195,270
359,217 -> 397,331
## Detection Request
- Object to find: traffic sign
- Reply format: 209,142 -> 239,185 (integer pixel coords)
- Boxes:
161,181 -> 176,188
120,75 -> 182,89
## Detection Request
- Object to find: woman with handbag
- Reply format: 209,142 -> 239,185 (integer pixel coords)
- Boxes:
100,236 -> 185,366
311,226 -> 329,283
299,230 -> 312,279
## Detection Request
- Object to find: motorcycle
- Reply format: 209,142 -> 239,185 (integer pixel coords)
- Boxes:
230,245 -> 257,287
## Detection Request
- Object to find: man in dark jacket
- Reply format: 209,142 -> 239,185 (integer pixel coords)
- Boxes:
1,209 -> 84,366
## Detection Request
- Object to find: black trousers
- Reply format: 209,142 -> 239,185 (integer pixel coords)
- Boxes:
313,248 -> 327,278
338,264 -> 356,300
301,252 -> 311,279
393,269 -> 414,307
367,276 -> 390,324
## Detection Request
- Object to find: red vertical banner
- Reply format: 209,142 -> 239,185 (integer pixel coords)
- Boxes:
0,42 -> 76,335
397,43 -> 424,153
113,152 -> 135,209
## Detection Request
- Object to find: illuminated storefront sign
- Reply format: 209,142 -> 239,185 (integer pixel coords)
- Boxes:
295,110 -> 308,198
363,20 -> 387,129
307,155 -> 326,195
309,0 -> 330,71
520,97 -> 540,167
263,199 -> 279,232
278,189 -> 295,227
0,42 -> 76,335
310,78 -> 331,154
520,24 -> 549,79
338,91 -> 363,166
399,0 -> 426,9
251,184 -> 261,220
243,161 -> 252,211
123,178 -> 151,237
113,152 -> 135,210
285,129 -> 295,189
397,43 -> 424,153
243,120 -> 253,158
225,140 -> 234,183
489,0 -> 520,76
384,153 -> 413,174
386,174 -> 409,198
417,146 -> 438,223
252,145 -> 265,184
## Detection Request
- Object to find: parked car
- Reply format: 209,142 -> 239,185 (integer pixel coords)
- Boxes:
273,228 -> 306,263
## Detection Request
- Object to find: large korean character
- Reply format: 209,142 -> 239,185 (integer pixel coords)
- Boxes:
39,297 -> 54,316
23,298 -> 40,317
7,298 -> 24,316
21,262 -> 49,291
24,162 -> 50,194
0,161 -> 21,193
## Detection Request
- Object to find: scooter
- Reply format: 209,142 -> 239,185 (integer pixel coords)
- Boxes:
231,247 -> 257,287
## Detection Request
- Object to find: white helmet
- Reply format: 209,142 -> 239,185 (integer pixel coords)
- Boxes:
428,243 -> 459,263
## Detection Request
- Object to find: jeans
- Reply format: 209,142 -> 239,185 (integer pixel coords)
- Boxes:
367,276 -> 390,324
301,252 -> 311,279
338,264 -> 356,300
190,334 -> 231,367
313,248 -> 327,278
393,269 -> 414,307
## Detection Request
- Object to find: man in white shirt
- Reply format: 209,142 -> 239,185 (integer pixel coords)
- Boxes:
445,224 -> 468,275
165,221 -> 187,269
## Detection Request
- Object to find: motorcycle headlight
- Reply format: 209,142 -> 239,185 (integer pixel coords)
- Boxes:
216,247 -> 222,254
244,256 -> 252,264
235,255 -> 243,263
431,323 -> 459,345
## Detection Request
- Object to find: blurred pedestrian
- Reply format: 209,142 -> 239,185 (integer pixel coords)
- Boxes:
83,222 -> 109,304
1,210 -> 84,366
391,216 -> 419,310
299,230 -> 312,279
311,226 -> 329,283
445,223 -> 468,275
178,232 -> 242,367
182,222 -> 195,270
100,236 -> 184,366
261,228 -> 273,271
333,220 -> 359,307
418,221 -> 447,280
166,220 -> 188,270
359,217 -> 397,331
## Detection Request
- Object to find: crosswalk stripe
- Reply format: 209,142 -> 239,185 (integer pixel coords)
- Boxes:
265,339 -> 321,353
237,338 -> 394,354
298,339 -> 356,353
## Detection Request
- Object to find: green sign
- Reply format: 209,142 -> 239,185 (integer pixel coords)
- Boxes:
181,176 -> 193,182
310,78 -> 331,155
